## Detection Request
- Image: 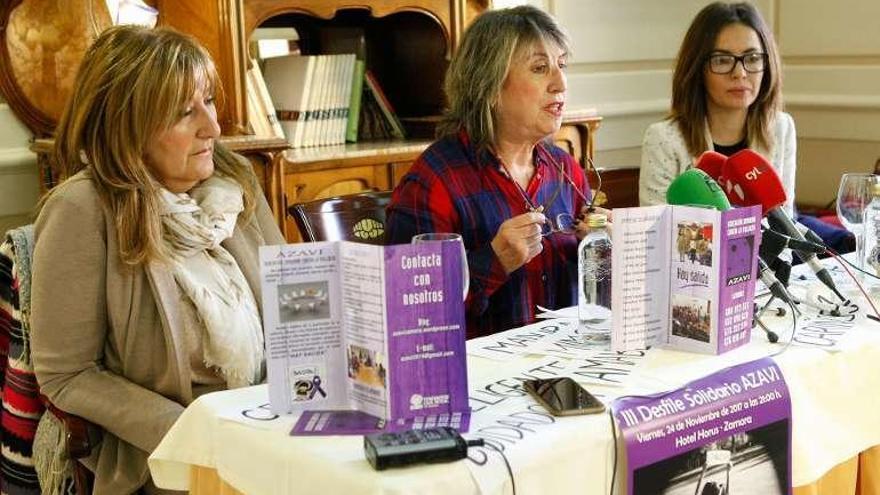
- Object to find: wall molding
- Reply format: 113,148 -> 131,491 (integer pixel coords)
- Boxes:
0,147 -> 36,176
596,99 -> 668,118
786,94 -> 880,111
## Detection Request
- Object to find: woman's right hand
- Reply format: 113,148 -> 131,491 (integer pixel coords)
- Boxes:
491,211 -> 546,274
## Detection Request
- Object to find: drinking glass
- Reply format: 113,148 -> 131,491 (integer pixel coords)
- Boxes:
411,233 -> 469,301
837,173 -> 878,273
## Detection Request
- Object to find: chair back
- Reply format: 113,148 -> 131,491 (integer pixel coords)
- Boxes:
1,225 -> 44,495
290,191 -> 392,244
0,226 -> 96,495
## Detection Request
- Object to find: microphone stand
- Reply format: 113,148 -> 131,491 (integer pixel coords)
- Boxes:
753,310 -> 780,343
753,231 -> 799,342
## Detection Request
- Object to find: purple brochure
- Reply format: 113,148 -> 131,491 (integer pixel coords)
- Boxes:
715,206 -> 762,353
275,240 -> 469,436
612,358 -> 791,495
612,205 -> 761,355
381,242 -> 469,421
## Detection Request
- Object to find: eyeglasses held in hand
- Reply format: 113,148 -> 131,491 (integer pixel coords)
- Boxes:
706,52 -> 768,74
536,151 -> 602,237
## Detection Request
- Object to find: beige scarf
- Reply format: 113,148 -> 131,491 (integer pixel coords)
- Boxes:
158,175 -> 263,388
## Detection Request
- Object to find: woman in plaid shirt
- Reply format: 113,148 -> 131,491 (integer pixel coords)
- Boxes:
387,6 -> 607,338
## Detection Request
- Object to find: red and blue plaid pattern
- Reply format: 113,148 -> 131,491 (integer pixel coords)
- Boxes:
387,130 -> 590,338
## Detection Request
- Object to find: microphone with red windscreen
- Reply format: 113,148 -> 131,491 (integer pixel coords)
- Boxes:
720,149 -> 844,300
720,149 -> 787,213
694,151 -> 727,181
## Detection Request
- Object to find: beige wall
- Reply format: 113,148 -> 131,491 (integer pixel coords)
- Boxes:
519,0 -> 880,207
0,98 -> 39,235
1,1 -> 879,226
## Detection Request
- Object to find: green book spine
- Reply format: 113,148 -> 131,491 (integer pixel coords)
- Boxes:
345,60 -> 366,142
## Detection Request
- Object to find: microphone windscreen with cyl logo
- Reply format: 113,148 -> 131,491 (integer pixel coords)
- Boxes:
720,149 -> 787,214
722,150 -> 844,301
666,169 -> 731,211
695,151 -> 727,181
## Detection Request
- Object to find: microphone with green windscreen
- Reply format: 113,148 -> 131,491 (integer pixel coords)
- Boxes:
665,168 -> 731,211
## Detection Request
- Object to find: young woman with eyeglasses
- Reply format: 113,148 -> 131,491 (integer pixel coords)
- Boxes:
639,2 -> 796,216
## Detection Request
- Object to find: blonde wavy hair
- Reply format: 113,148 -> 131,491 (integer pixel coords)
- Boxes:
438,5 -> 570,151
47,25 -> 257,265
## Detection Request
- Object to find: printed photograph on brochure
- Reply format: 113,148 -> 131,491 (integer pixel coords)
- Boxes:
347,344 -> 387,389
671,294 -> 712,343
632,419 -> 789,495
676,222 -> 713,266
724,237 -> 756,286
277,281 -> 331,322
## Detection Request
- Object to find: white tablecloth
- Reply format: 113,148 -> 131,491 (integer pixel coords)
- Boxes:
149,281 -> 880,494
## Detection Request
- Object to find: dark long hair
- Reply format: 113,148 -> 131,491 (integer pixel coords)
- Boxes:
670,2 -> 782,156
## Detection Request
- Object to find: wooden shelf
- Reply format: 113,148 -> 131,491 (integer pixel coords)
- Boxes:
283,139 -> 432,168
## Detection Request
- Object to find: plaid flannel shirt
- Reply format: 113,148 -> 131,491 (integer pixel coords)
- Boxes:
386,130 -> 591,338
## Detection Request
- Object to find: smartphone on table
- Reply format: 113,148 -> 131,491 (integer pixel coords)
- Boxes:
522,377 -> 606,416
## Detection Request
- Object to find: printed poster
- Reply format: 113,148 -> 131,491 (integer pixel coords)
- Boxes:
612,358 -> 791,495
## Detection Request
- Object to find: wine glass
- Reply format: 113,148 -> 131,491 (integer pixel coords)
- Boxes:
837,173 -> 878,274
411,233 -> 469,301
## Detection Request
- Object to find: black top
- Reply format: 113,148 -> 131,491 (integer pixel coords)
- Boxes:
713,138 -> 749,157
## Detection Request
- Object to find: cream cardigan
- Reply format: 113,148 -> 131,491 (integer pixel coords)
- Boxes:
30,169 -> 284,494
638,111 -> 797,217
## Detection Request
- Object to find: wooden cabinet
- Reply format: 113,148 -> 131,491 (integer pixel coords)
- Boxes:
278,140 -> 430,240
182,0 -> 501,241
156,1 -> 489,135
280,111 -> 603,241
2,1 -> 611,242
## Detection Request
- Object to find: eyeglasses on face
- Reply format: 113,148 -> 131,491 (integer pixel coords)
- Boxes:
706,52 -> 768,74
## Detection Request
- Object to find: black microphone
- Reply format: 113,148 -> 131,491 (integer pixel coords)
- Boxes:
761,227 -> 826,254
759,226 -> 793,287
793,221 -> 826,247
721,150 -> 845,301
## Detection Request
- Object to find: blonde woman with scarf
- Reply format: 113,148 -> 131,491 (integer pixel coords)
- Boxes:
30,26 -> 284,494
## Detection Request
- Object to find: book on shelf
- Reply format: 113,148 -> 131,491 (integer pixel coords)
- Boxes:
318,29 -> 367,144
262,52 -> 358,148
303,55 -> 327,148
262,54 -> 316,148
363,70 -> 406,139
300,54 -> 357,147
244,58 -> 285,139
321,54 -> 341,146
335,55 -> 356,145
610,204 -> 762,355
321,54 -> 355,146
345,59 -> 366,142
358,84 -> 394,141
260,39 -> 410,148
